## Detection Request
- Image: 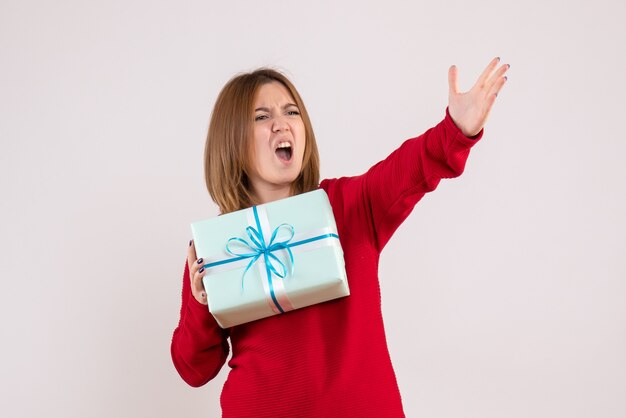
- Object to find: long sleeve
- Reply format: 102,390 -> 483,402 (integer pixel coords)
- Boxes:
322,107 -> 482,253
170,259 -> 230,387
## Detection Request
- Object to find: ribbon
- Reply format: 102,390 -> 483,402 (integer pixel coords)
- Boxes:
225,206 -> 295,313
203,205 -> 340,315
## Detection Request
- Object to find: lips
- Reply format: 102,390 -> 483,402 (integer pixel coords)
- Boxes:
274,140 -> 293,162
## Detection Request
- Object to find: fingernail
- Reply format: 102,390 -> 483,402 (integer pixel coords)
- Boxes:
197,258 -> 203,264
189,239 -> 192,246
507,64 -> 511,69
199,267 -> 205,273
504,76 -> 508,81
497,56 -> 500,61
201,292 -> 206,298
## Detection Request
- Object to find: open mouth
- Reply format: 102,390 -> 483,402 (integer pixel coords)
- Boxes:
275,142 -> 293,162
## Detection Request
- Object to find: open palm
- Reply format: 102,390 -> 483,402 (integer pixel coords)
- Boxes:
448,57 -> 510,137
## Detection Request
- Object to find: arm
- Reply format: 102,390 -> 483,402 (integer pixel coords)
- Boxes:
363,107 -> 483,251
170,259 -> 229,387
323,58 -> 509,251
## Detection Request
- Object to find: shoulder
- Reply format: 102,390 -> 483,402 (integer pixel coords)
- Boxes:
319,176 -> 363,207
318,176 -> 371,223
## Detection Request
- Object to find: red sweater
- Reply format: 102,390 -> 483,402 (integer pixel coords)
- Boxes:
171,108 -> 482,417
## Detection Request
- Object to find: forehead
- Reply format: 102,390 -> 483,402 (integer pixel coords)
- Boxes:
254,81 -> 296,106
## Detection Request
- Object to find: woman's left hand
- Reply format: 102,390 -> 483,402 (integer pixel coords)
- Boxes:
448,57 -> 510,137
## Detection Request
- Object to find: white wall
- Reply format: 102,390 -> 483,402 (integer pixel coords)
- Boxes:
1,0 -> 625,417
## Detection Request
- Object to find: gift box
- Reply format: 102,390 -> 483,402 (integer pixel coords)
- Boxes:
190,189 -> 349,328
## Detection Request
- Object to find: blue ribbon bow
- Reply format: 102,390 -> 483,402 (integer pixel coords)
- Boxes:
226,222 -> 295,289
225,207 -> 296,313
204,205 -> 341,315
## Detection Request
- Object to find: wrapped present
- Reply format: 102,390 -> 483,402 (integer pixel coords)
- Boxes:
190,189 -> 349,328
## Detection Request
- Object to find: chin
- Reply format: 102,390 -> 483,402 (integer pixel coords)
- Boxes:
279,174 -> 300,186
275,172 -> 301,188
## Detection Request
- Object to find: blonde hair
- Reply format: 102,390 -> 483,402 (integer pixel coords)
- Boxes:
204,68 -> 320,214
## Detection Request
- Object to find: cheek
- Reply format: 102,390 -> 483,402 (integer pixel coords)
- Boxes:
247,137 -> 264,174
252,128 -> 269,154
296,123 -> 306,145
252,126 -> 265,145
300,128 -> 307,157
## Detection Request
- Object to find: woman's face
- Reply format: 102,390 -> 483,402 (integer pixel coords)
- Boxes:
247,81 -> 306,202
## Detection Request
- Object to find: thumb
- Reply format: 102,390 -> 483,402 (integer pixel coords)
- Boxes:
448,65 -> 459,95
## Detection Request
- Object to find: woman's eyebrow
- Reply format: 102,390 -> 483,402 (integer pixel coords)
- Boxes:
254,103 -> 299,112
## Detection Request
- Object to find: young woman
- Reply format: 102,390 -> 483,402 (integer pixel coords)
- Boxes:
171,58 -> 509,417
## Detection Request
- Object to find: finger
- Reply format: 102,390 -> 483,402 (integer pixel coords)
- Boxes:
187,240 -> 204,288
486,77 -> 507,106
474,57 -> 501,90
186,240 -> 208,304
448,65 -> 459,95
192,265 -> 207,300
486,73 -> 508,101
198,291 -> 207,304
484,63 -> 510,94
187,239 -> 198,274
479,78 -> 504,128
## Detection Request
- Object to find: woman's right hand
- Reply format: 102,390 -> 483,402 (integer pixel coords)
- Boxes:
187,240 -> 208,305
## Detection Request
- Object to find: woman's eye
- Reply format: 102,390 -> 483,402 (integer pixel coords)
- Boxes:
255,114 -> 268,121
287,110 -> 300,116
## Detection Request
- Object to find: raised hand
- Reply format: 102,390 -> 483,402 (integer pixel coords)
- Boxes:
448,57 -> 510,137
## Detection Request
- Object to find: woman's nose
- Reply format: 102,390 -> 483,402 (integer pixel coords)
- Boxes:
272,116 -> 289,132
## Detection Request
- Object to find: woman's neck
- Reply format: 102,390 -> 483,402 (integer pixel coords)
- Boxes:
251,184 -> 292,205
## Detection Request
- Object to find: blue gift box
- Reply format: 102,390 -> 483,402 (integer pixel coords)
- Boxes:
190,189 -> 349,328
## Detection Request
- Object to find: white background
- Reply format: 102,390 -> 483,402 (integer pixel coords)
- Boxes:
1,0 -> 625,417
